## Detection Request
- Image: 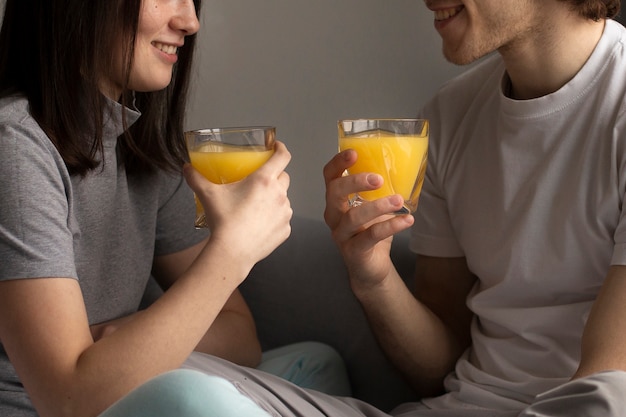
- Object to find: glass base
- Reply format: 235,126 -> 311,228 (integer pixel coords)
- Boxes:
195,213 -> 210,229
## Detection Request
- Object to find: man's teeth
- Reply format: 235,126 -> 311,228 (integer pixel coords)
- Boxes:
154,42 -> 177,55
435,6 -> 463,21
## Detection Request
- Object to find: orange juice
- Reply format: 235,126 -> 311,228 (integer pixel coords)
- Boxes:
189,142 -> 274,221
339,131 -> 428,204
185,126 -> 276,228
188,142 -> 274,184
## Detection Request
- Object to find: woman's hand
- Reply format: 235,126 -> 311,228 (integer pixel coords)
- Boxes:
183,140 -> 293,270
323,149 -> 414,293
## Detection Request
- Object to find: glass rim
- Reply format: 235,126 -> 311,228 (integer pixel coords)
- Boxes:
185,126 -> 276,135
338,118 -> 428,137
337,118 -> 427,123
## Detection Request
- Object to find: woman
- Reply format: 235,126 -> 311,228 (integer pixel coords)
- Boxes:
0,0 -> 348,416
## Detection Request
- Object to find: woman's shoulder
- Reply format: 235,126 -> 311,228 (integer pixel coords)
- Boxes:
1,95 -> 61,151
0,95 -> 32,124
0,95 -> 69,180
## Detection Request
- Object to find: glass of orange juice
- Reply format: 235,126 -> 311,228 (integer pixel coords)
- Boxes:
338,118 -> 428,214
185,126 -> 276,228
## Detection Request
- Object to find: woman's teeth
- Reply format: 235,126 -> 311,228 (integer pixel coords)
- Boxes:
153,42 -> 177,55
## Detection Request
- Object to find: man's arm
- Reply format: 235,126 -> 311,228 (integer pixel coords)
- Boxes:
355,255 -> 476,397
323,149 -> 476,396
574,265 -> 626,379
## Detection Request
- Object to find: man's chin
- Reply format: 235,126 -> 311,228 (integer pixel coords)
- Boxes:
443,47 -> 492,66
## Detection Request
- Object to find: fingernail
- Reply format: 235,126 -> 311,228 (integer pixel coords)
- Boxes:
366,174 -> 382,186
389,194 -> 403,206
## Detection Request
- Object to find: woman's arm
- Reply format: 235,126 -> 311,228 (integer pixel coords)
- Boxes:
0,241 -> 244,417
152,240 -> 262,368
89,240 -> 263,368
0,142 -> 292,417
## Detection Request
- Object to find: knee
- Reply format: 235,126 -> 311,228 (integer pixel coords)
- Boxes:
269,341 -> 347,378
296,342 -> 351,396
294,341 -> 345,368
102,369 -> 269,417
260,341 -> 351,396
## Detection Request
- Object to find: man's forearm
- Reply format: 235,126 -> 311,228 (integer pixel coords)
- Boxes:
355,271 -> 462,397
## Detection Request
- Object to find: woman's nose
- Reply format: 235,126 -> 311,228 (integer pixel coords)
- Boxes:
171,0 -> 200,35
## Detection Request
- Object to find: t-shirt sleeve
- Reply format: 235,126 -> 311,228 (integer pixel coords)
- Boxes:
0,117 -> 77,280
409,168 -> 465,257
610,111 -> 626,266
409,106 -> 465,258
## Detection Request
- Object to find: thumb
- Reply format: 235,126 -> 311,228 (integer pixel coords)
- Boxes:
183,163 -> 212,193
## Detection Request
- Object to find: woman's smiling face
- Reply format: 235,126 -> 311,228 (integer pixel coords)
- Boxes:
103,0 -> 200,99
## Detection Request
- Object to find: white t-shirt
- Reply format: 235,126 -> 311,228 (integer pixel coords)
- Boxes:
410,19 -> 626,410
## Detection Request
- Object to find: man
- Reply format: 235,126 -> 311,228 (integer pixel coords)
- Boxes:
323,0 -> 626,415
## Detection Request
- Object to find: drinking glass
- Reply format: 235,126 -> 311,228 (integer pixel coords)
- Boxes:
338,118 -> 428,214
185,126 -> 276,228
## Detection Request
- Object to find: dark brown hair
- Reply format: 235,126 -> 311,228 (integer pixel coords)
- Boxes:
560,0 -> 621,20
0,0 -> 201,176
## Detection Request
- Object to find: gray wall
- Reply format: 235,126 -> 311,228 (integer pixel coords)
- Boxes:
0,0 -> 463,221
187,0 -> 462,220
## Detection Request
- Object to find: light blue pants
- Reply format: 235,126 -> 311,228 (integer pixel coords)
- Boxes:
98,369 -> 271,417
258,341 -> 351,396
99,341 -> 349,417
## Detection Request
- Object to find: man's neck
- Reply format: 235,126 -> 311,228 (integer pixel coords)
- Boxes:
501,8 -> 605,100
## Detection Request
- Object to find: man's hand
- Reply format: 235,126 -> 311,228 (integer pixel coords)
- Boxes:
323,148 -> 414,293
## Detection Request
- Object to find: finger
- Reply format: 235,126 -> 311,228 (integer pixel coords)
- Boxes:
324,172 -> 385,229
332,194 -> 407,242
323,176 -> 352,228
365,209 -> 414,243
348,213 -> 414,254
255,141 -> 291,177
323,149 -> 356,186
182,163 -> 214,193
325,172 -> 384,210
278,170 -> 291,191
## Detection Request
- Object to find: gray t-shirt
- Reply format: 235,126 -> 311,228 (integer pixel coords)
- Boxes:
0,96 -> 209,416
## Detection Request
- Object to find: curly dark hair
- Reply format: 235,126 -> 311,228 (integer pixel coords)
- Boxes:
561,0 -> 621,20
